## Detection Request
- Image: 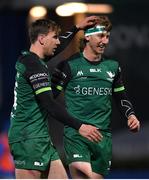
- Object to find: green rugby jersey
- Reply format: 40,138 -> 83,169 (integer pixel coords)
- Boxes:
8,52 -> 51,143
53,53 -> 128,131
8,27 -> 84,143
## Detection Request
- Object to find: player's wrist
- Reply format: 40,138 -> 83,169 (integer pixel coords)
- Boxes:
128,114 -> 136,119
74,25 -> 81,31
75,24 -> 82,30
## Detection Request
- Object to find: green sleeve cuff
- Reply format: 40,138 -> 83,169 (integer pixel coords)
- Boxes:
114,86 -> 125,92
35,87 -> 51,95
56,85 -> 63,91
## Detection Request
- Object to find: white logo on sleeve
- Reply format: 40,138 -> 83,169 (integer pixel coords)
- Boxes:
60,31 -> 73,38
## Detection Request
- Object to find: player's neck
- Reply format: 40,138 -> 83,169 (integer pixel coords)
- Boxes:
30,43 -> 44,59
83,49 -> 102,62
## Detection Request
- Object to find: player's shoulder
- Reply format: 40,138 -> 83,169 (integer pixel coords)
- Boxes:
67,52 -> 82,65
102,55 -> 120,73
57,52 -> 81,68
68,52 -> 81,61
16,51 -> 43,74
103,55 -> 118,63
103,55 -> 119,66
18,51 -> 39,67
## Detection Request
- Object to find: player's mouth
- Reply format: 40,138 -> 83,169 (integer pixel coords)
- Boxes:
98,44 -> 106,49
52,47 -> 57,52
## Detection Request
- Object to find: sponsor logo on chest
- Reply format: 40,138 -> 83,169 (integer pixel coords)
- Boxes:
76,68 -> 115,82
76,68 -> 101,77
34,161 -> 44,166
74,85 -> 112,96
90,68 -> 101,72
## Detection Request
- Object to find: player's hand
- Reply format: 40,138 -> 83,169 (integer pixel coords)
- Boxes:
127,114 -> 140,132
79,124 -> 103,142
51,68 -> 66,85
76,16 -> 99,30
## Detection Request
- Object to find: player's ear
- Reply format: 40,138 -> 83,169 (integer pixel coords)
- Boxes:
38,34 -> 45,45
85,36 -> 90,42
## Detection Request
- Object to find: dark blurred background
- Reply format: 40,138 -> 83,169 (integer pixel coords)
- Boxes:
0,0 -> 149,178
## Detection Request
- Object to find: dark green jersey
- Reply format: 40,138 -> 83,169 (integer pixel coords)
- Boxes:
65,54 -> 119,130
9,51 -> 83,143
52,53 -> 135,131
8,26 -> 85,143
8,52 -> 51,143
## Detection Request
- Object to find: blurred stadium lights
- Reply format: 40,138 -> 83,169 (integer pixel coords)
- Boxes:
56,3 -> 113,16
56,3 -> 87,17
87,4 -> 113,14
0,0 -> 113,15
29,6 -> 47,18
5,0 -> 84,10
0,0 -> 148,11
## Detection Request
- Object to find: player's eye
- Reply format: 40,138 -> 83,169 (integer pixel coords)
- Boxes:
53,35 -> 58,39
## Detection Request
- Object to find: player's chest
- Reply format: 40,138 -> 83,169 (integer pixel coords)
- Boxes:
71,63 -> 116,83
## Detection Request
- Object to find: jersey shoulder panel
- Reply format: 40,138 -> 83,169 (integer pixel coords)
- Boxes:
17,51 -> 46,78
67,52 -> 82,69
55,53 -> 80,70
103,57 -> 119,65
66,53 -> 85,78
18,51 -> 41,70
102,57 -> 119,74
67,52 -> 81,63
